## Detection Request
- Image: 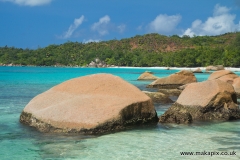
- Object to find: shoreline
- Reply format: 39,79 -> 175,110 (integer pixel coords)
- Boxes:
0,65 -> 240,72
109,66 -> 240,72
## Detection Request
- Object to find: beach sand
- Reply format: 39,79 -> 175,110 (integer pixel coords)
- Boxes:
109,66 -> 240,72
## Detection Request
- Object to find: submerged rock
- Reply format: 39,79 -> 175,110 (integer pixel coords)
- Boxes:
159,80 -> 240,124
143,91 -> 173,103
147,70 -> 197,89
20,74 -> 158,134
137,71 -> 158,80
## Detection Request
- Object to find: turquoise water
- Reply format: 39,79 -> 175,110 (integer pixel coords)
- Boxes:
0,67 -> 239,160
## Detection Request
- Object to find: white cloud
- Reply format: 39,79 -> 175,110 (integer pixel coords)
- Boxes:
91,15 -> 126,36
117,24 -> 126,33
61,15 -> 84,39
1,0 -> 52,6
213,4 -> 230,16
183,4 -> 240,37
91,15 -> 111,36
147,14 -> 182,33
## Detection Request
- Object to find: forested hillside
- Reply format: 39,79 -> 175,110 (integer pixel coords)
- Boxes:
0,32 -> 240,67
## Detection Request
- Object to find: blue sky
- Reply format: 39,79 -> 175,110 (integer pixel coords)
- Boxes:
1,0 -> 240,49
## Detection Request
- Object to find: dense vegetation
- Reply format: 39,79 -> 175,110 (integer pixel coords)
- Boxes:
1,32 -> 240,67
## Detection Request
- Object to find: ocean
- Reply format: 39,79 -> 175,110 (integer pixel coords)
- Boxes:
0,67 -> 239,160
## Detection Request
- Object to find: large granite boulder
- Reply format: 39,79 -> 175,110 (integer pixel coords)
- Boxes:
233,77 -> 240,98
205,65 -> 224,72
159,80 -> 240,124
137,71 -> 158,80
143,91 -> 173,103
20,74 -> 158,134
147,70 -> 197,89
208,70 -> 238,84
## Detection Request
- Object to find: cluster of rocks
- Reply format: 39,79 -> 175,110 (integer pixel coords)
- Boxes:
88,58 -> 106,68
137,71 -> 192,103
138,69 -> 240,124
87,58 -> 115,68
205,65 -> 225,72
164,65 -> 225,73
0,63 -> 12,66
20,68 -> 240,135
0,63 -> 27,67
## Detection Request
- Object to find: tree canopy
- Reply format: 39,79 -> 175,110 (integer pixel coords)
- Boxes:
0,32 -> 240,67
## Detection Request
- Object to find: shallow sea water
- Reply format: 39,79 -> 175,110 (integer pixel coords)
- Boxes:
0,67 -> 239,160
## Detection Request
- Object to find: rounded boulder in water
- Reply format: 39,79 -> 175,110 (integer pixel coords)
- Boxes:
20,73 -> 158,134
147,70 -> 197,89
137,71 -> 158,80
160,79 -> 240,124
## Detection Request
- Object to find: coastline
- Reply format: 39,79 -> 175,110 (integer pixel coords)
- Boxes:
1,65 -> 240,72
109,66 -> 240,72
